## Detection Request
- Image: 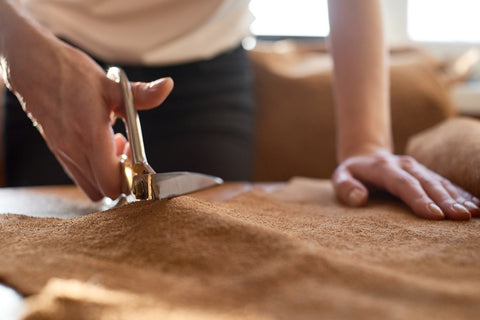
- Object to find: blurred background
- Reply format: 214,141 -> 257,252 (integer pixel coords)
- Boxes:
249,0 -> 480,115
3,0 -> 480,122
1,0 -> 480,186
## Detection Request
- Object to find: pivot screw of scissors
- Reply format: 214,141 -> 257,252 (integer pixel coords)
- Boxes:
134,179 -> 148,199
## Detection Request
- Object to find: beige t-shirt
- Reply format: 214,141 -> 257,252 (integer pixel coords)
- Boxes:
21,0 -> 253,65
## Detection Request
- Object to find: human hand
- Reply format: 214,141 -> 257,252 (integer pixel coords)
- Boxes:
5,34 -> 173,201
332,150 -> 480,220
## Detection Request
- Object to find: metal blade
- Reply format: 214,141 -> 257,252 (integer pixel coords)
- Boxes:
152,172 -> 223,199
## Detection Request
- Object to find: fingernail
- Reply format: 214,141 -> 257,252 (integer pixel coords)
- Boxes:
148,77 -> 170,88
464,200 -> 479,212
452,203 -> 470,215
348,188 -> 365,206
428,203 -> 444,218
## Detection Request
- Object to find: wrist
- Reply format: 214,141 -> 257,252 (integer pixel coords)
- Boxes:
337,141 -> 392,163
336,115 -> 393,162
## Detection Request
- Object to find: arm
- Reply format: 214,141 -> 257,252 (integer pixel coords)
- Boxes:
328,0 -> 391,161
327,0 -> 479,220
0,0 -> 173,200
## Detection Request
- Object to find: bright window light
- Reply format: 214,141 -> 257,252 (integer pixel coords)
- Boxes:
249,0 -> 329,37
408,0 -> 480,43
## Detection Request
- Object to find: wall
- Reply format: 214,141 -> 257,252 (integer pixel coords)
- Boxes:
382,0 -> 480,61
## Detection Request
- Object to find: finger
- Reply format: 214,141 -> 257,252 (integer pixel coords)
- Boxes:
427,169 -> 479,203
340,156 -> 446,220
89,126 -> 123,199
438,179 -> 480,217
55,150 -> 103,201
122,141 -> 131,159
332,165 -> 369,206
428,169 -> 480,212
369,164 -> 445,220
114,133 -> 127,157
131,77 -> 174,110
114,133 -> 131,158
399,157 -> 471,220
104,76 -> 174,116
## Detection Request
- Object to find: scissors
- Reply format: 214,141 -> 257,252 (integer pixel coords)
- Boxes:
106,67 -> 223,200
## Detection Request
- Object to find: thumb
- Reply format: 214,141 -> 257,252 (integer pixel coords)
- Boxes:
113,133 -> 128,157
131,77 -> 174,110
332,165 -> 369,207
106,76 -> 174,115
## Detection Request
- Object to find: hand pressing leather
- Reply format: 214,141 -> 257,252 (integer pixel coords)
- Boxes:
332,150 -> 480,220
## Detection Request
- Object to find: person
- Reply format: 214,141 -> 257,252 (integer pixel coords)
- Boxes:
0,0 -> 478,220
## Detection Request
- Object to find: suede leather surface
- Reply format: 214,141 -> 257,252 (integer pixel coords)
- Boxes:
0,178 -> 479,319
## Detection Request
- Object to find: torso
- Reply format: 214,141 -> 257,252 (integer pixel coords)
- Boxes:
22,0 -> 252,65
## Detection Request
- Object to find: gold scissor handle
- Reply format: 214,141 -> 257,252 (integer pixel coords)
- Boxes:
107,67 -> 157,199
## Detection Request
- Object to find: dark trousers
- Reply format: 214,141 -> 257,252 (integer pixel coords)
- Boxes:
2,46 -> 255,186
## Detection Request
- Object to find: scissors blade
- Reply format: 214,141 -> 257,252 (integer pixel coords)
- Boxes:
153,172 -> 223,199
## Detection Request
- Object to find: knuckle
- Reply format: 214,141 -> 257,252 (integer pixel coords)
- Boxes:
332,166 -> 349,184
425,180 -> 442,192
398,155 -> 417,169
411,197 -> 428,210
374,154 -> 390,165
440,178 -> 455,190
371,156 -> 391,171
388,174 -> 419,192
336,179 -> 352,192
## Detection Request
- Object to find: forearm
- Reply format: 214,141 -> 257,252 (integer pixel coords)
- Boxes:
0,0 -> 22,54
0,0 -> 22,86
0,0 -> 60,92
327,0 -> 392,162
